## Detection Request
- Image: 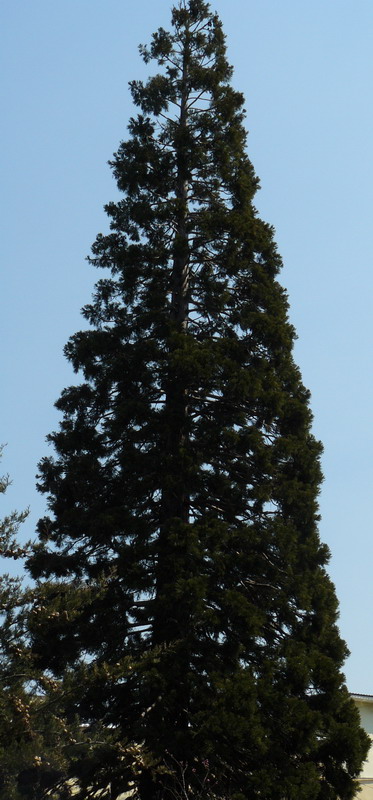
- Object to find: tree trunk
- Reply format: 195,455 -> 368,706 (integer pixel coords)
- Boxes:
155,39 -> 191,645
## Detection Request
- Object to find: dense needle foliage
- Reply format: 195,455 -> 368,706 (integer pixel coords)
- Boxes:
0,455 -> 74,800
20,2 -> 369,798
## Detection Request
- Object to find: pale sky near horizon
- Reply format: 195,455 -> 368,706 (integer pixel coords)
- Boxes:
1,1 -> 373,693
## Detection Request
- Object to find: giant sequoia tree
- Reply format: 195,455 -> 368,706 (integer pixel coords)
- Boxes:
25,2 -> 368,798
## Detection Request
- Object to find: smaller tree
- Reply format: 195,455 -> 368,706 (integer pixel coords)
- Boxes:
0,451 -> 74,799
0,449 -> 128,799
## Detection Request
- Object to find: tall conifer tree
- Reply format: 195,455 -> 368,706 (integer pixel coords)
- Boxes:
26,2 -> 368,798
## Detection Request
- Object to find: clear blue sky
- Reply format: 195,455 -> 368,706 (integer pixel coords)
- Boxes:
1,0 -> 372,692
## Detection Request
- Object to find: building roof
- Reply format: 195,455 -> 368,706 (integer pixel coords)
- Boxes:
351,694 -> 373,702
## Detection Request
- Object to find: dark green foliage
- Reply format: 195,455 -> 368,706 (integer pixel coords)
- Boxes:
0,455 -> 71,799
23,2 -> 369,798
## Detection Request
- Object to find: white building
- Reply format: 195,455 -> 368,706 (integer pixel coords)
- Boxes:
352,694 -> 373,798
